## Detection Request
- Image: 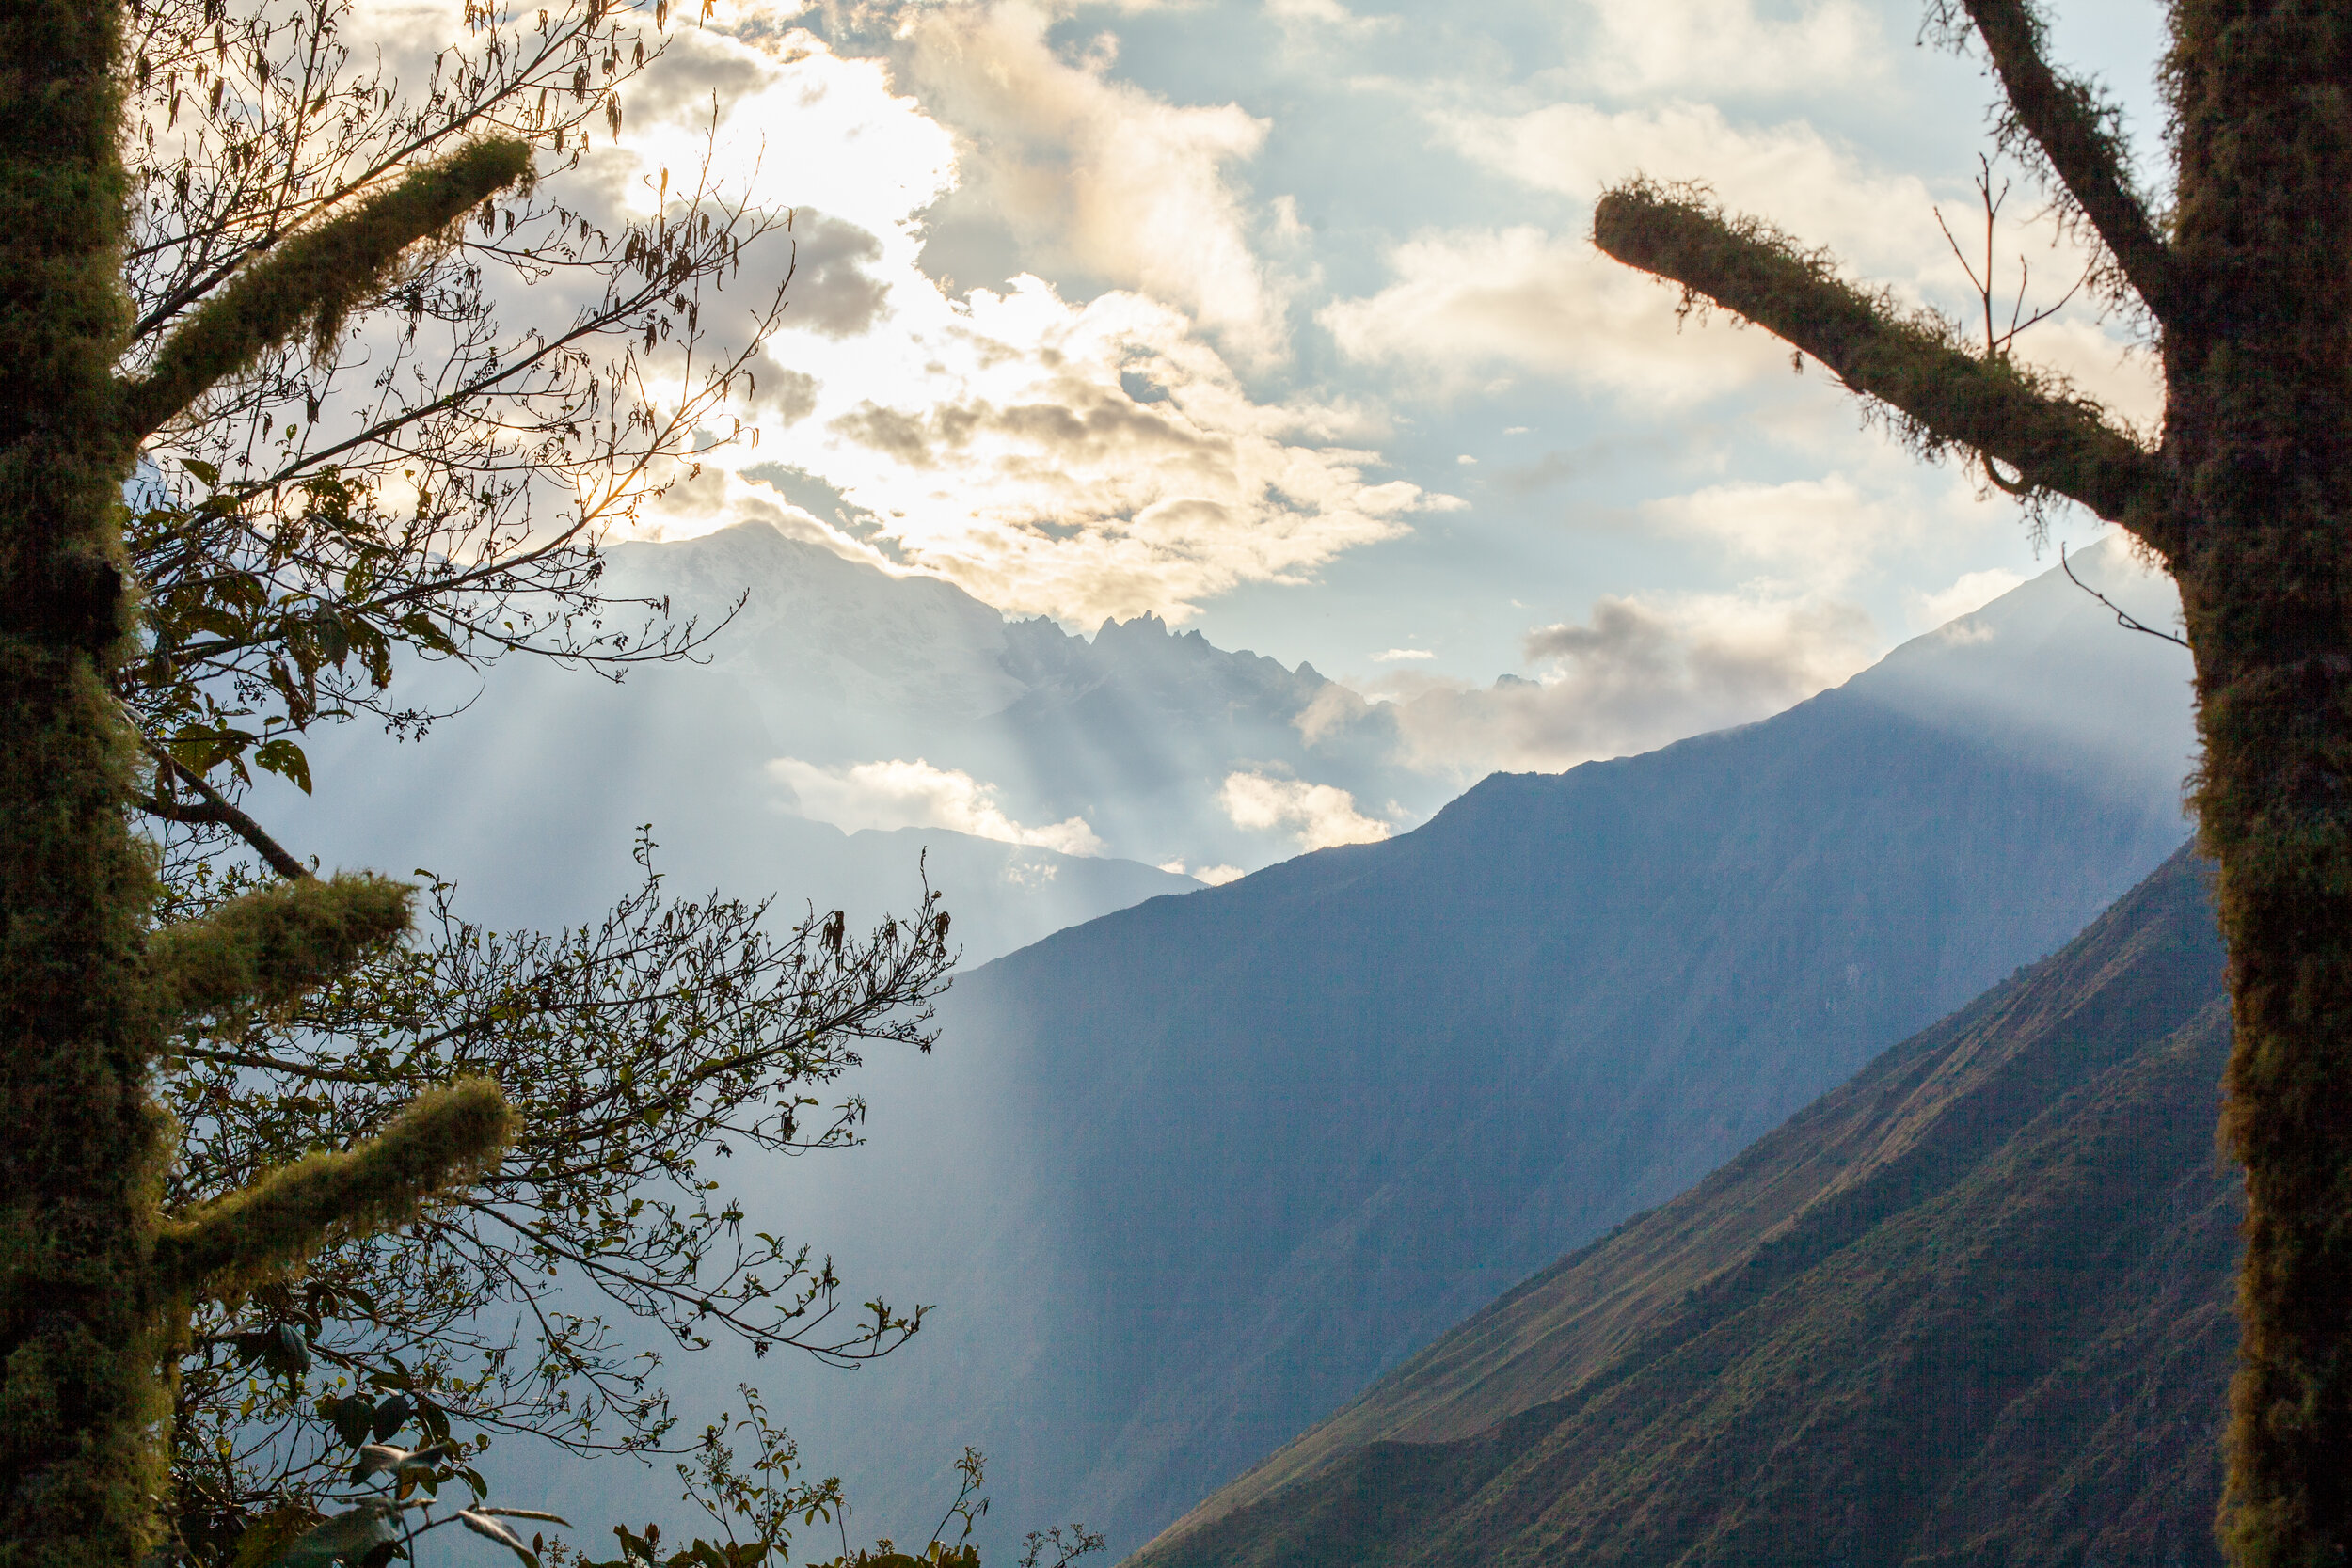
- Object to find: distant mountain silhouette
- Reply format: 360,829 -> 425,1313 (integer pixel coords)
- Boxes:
690,543 -> 2201,1562
1137,845 -> 2233,1568
593,522 -> 1449,873
262,520 -> 1451,962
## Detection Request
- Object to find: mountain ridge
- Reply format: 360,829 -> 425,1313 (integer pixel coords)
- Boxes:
712,551 -> 2201,1560
1135,846 -> 2236,1568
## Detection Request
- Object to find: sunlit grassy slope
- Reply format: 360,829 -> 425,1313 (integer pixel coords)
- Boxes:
1136,846 -> 2234,1568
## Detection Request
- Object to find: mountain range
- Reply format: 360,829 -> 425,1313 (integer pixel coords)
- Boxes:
264,520 -> 1458,963
1136,846 -> 2235,1568
631,541 -> 2203,1563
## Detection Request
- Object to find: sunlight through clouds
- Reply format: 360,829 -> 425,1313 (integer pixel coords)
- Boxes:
608,15 -> 1451,625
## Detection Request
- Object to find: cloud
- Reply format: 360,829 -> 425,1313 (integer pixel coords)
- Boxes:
1391,588 -> 1878,776
1907,566 -> 2026,631
773,277 -> 1441,624
896,0 -> 1286,361
1321,226 -> 1788,402
785,211 -> 892,337
1218,771 -> 1392,850
1372,647 -> 1433,661
1159,858 -> 1245,885
1569,0 -> 1883,99
768,755 -> 1105,854
628,466 -> 898,562
593,23 -> 1441,626
1639,474 -> 1905,590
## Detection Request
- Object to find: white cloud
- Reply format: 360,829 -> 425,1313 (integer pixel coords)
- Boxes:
1321,226 -> 1788,402
1570,0 -> 1883,99
1908,566 -> 2026,631
1391,587 -> 1879,776
589,23 -> 1444,626
1218,771 -> 1393,850
897,0 -> 1286,361
771,277 -> 1438,624
1372,647 -> 1434,661
1265,0 -> 1391,39
768,755 -> 1105,855
1640,474 -> 1905,590
1159,858 -> 1246,885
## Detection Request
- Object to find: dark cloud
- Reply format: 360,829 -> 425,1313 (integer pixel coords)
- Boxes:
1392,594 -> 1876,776
785,211 -> 889,337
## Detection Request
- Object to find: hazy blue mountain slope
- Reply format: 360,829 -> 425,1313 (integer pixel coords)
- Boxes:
1136,847 -> 2234,1568
705,552 -> 2200,1562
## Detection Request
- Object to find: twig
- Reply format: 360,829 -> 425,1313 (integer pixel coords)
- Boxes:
135,736 -> 314,879
2061,541 -> 2189,648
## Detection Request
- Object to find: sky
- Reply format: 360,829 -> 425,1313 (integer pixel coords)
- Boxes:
378,0 -> 2178,768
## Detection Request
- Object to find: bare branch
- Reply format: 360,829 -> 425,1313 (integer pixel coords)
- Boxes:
137,735 -> 314,879
2060,540 -> 2189,647
1940,0 -> 2178,323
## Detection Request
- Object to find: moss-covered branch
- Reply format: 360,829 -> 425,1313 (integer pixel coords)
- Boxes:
1593,182 -> 2171,548
154,1079 -> 516,1302
149,873 -> 412,1030
1948,0 -> 2178,322
120,139 -> 532,441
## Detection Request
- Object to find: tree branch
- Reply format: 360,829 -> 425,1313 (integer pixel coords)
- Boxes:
119,139 -> 532,441
150,873 -> 413,1029
135,736 -> 312,879
1951,0 -> 2178,323
154,1078 -> 516,1303
1593,182 -> 2173,549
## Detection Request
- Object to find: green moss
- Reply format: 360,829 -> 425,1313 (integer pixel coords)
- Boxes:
151,873 -> 414,1030
0,8 -> 529,1558
156,1079 -> 516,1304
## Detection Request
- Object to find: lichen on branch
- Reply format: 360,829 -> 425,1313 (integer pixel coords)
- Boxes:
1591,180 -> 2170,547
150,872 -> 414,1032
155,1078 -> 516,1303
121,138 -> 532,440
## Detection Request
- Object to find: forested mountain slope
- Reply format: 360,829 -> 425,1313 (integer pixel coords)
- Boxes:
1137,847 -> 2234,1568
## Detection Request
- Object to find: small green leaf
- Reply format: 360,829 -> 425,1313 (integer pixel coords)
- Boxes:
254,736 -> 314,795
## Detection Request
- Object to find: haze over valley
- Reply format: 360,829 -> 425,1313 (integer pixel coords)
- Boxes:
262,533 -> 2201,1561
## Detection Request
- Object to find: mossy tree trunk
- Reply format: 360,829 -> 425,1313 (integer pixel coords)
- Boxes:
1592,0 -> 2352,1560
0,2 -> 528,1560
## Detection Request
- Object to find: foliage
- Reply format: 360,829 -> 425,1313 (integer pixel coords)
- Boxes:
167,846 -> 952,1551
0,0 -> 962,1563
1590,0 -> 2352,1560
118,0 -> 789,806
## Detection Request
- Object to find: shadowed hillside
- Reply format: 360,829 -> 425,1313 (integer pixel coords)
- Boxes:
1137,847 -> 2235,1568
714,551 -> 2201,1561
